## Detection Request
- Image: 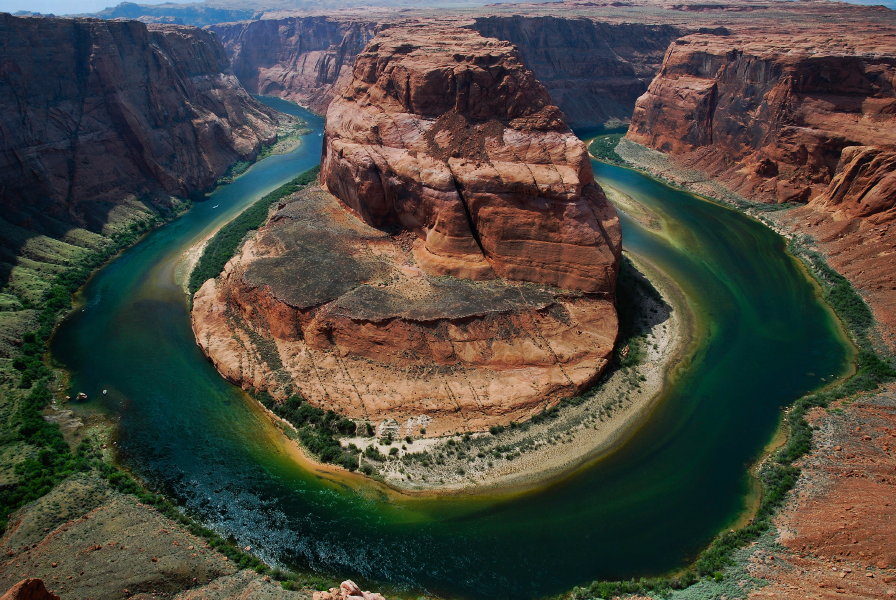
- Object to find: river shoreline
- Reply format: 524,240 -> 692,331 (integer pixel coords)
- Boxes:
178,178 -> 698,497
607,135 -> 866,544
46,108 -> 856,597
355,254 -> 696,496
612,138 -> 858,349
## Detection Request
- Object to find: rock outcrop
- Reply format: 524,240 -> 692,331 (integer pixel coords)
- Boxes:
321,25 -> 620,292
627,32 -> 896,345
313,580 -> 385,600
0,13 -> 280,233
192,26 -> 620,435
0,580 -> 58,600
209,17 -> 378,114
628,33 -> 896,205
469,16 -> 682,128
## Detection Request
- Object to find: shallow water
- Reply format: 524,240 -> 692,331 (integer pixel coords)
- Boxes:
51,104 -> 851,599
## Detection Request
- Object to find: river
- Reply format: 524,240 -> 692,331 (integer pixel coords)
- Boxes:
51,99 -> 851,599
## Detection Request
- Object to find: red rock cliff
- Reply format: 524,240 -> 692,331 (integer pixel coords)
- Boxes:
0,14 -> 280,231
209,15 -> 680,128
192,25 -> 620,435
627,31 -> 896,345
628,33 -> 896,204
469,16 -> 682,128
208,17 -> 378,114
321,24 -> 621,293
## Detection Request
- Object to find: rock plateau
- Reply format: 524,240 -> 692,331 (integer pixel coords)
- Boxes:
192,25 -> 621,435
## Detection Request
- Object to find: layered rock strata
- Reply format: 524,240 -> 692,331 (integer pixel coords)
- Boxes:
0,14 -> 280,232
469,16 -> 682,127
628,33 -> 896,205
627,32 -> 896,345
193,26 -> 621,434
209,17 -> 379,114
209,15 -> 681,127
321,25 -> 620,292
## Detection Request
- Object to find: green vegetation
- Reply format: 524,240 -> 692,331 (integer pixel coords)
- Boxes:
255,391 -> 361,471
188,167 -> 320,294
614,257 -> 663,369
0,205 -> 186,530
588,133 -> 626,165
216,160 -> 253,185
792,236 -> 874,338
0,152 -> 344,593
215,119 -> 309,186
562,209 -> 895,600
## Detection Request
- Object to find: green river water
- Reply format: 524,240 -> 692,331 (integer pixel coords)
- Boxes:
51,99 -> 852,599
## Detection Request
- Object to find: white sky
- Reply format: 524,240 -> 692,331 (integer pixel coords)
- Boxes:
0,0 -> 194,15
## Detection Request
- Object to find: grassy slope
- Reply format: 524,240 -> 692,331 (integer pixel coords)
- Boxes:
0,162 -> 344,593
189,167 -> 319,294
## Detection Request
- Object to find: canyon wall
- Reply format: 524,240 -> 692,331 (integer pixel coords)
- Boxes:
0,14 -> 280,233
468,16 -> 682,127
628,33 -> 896,204
193,25 -> 621,435
209,15 -> 681,127
208,17 -> 379,114
627,32 -> 896,343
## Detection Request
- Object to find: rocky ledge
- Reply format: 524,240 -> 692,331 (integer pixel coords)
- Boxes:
627,31 -> 896,346
192,25 -> 621,435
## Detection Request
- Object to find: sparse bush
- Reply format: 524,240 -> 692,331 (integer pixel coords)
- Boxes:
189,167 -> 319,294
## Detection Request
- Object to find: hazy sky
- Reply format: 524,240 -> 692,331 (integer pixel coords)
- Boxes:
0,0 -> 193,15
1,0 -> 893,17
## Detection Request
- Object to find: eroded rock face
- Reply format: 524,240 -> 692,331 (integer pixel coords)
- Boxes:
209,17 -> 379,114
628,33 -> 896,205
321,25 -> 621,293
193,26 -> 620,434
776,146 -> 896,348
469,16 -> 682,128
0,14 -> 279,232
627,32 -> 896,346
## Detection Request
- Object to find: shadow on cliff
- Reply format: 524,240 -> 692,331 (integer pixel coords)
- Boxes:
611,256 -> 673,367
0,193 -> 182,301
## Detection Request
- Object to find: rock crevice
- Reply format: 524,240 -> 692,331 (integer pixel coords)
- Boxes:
192,25 -> 621,434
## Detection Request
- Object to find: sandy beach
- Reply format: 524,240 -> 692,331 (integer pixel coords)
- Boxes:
353,252 -> 696,496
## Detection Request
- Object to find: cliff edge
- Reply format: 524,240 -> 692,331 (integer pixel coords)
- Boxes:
0,14 -> 280,234
627,32 -> 896,346
192,25 -> 621,435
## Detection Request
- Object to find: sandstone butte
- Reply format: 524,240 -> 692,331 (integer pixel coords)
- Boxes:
192,25 -> 621,436
627,31 -> 896,348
